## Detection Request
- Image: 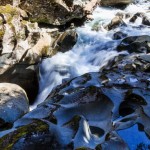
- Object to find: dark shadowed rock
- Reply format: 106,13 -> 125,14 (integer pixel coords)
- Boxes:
117,35 -> 150,53
100,0 -> 132,7
113,31 -> 128,40
0,64 -> 39,104
53,29 -> 78,52
142,16 -> 150,26
19,0 -> 99,25
129,12 -> 144,23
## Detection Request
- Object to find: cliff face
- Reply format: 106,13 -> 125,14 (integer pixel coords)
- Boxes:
0,0 -> 99,25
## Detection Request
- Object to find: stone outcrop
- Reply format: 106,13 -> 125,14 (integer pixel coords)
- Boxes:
19,0 -> 99,25
0,0 -> 13,6
0,83 -> 29,130
0,4 -> 78,102
0,48 -> 149,149
105,13 -> 125,30
0,0 -> 99,25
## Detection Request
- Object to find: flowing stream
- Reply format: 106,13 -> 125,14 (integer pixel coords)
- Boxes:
31,0 -> 150,110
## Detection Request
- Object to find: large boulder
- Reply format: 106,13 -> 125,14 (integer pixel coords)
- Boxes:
0,0 -> 99,25
53,29 -> 78,52
100,0 -> 132,7
105,13 -> 125,30
18,0 -> 99,25
0,64 -> 39,104
0,83 -> 29,130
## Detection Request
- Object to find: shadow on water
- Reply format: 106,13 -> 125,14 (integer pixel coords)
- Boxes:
118,124 -> 150,150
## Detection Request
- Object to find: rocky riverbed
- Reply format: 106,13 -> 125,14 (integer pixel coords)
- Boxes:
0,0 -> 150,149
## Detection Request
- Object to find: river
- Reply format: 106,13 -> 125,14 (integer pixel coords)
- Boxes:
31,0 -> 150,110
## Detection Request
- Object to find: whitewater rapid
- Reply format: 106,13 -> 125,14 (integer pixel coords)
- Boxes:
31,0 -> 150,109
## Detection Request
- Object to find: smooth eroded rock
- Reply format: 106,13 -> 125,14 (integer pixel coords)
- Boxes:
0,83 -> 29,130
117,35 -> 150,53
1,51 -> 150,149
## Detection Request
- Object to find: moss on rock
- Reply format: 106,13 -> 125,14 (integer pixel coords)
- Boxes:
0,4 -> 18,15
0,120 -> 49,150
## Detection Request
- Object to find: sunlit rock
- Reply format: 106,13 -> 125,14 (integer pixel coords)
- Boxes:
0,4 -> 78,102
19,0 -> 99,25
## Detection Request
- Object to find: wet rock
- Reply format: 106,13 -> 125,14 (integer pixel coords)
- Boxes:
104,53 -> 150,72
0,2 -> 150,149
0,119 -> 76,149
0,120 -> 51,150
98,132 -> 129,150
138,54 -> 150,63
129,12 -> 150,26
125,13 -> 131,19
52,29 -> 78,53
142,16 -> 150,26
100,0 -> 132,7
113,31 -> 128,40
91,21 -> 101,31
129,12 -> 144,23
1,50 -> 150,149
0,83 -> 29,131
105,14 -> 125,30
117,35 -> 150,53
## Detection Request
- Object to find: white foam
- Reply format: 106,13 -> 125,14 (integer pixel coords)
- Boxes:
31,0 -> 150,110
